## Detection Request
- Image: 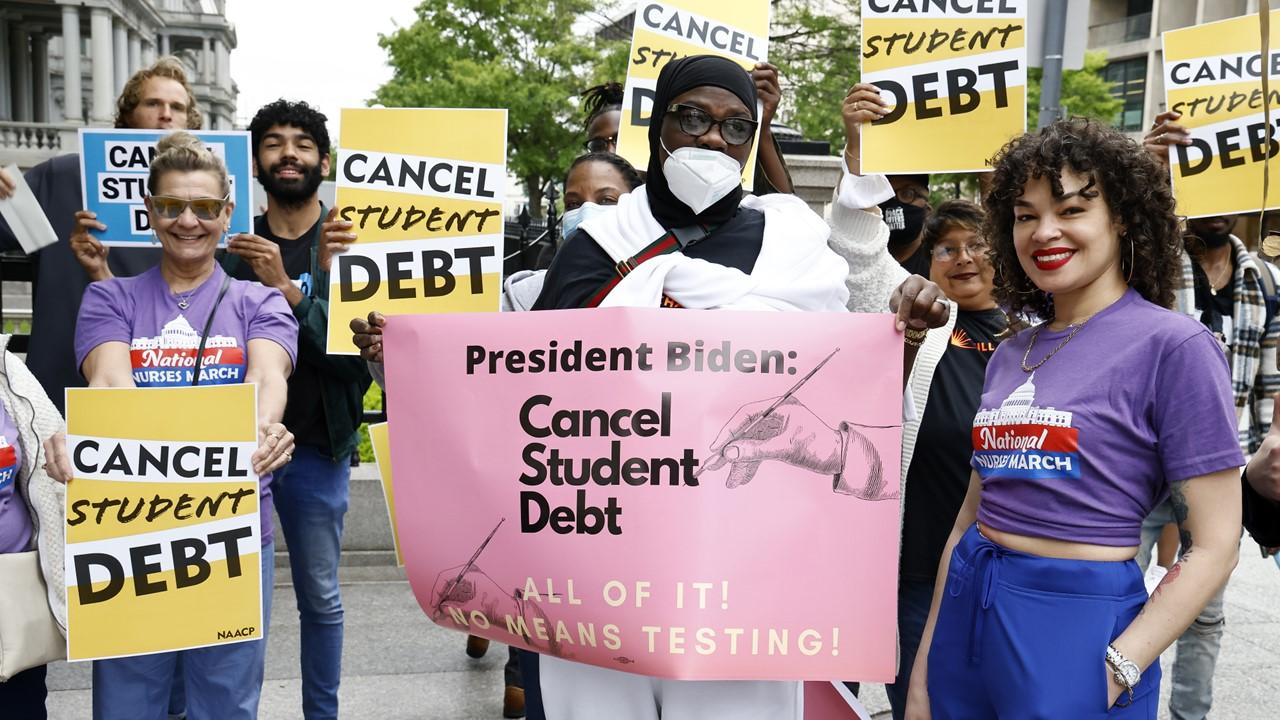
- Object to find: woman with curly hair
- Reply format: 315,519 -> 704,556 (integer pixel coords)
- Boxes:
904,119 -> 1243,718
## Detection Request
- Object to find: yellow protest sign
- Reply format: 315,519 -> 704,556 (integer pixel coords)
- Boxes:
1163,11 -> 1280,218
367,422 -> 403,567
861,0 -> 1027,174
63,384 -> 262,661
328,108 -> 508,354
616,0 -> 771,187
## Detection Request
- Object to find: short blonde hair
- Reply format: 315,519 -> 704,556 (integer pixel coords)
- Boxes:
148,131 -> 229,196
115,56 -> 202,130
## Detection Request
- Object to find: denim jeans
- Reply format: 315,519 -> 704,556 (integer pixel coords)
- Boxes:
885,576 -> 937,720
93,541 -> 275,720
273,445 -> 350,720
1138,498 -> 1225,720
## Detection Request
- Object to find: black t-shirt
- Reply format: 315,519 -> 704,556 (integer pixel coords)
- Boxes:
228,211 -> 330,451
898,243 -> 931,278
532,206 -> 767,310
900,308 -> 1006,582
1191,259 -> 1237,353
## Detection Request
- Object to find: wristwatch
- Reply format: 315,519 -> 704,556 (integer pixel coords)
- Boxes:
1104,644 -> 1140,706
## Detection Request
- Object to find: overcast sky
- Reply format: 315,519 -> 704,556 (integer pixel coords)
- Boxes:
225,0 -> 420,137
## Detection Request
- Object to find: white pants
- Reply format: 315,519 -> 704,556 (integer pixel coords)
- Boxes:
539,656 -> 803,720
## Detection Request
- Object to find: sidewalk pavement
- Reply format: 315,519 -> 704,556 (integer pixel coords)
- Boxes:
45,544 -> 1279,719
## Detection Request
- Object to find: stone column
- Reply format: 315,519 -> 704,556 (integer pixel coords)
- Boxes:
113,19 -> 127,92
32,33 -> 49,123
0,16 -> 11,121
89,7 -> 114,123
159,33 -> 169,57
128,30 -> 141,75
202,37 -> 212,83
142,38 -> 155,66
60,4 -> 82,122
10,25 -> 32,122
214,38 -> 229,89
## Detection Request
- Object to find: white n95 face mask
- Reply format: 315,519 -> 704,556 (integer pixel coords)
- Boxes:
661,140 -> 744,215
561,201 -> 615,240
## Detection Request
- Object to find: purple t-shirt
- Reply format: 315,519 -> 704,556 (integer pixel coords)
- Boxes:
972,289 -> 1243,546
0,403 -> 31,554
75,264 -> 299,546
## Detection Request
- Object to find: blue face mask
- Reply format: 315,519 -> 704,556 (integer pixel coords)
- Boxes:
561,201 -> 615,240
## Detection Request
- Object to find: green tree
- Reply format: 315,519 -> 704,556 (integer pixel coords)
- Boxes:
771,0 -> 861,153
1027,50 -> 1123,130
373,0 -> 600,215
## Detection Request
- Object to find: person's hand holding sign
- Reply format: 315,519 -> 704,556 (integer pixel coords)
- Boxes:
350,311 -> 386,363
319,206 -> 357,272
842,83 -> 891,175
70,210 -> 113,281
0,167 -> 16,199
1143,110 -> 1192,170
253,421 -> 295,476
228,233 -> 300,305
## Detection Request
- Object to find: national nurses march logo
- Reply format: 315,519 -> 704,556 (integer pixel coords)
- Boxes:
971,373 -> 1080,480
129,314 -> 245,386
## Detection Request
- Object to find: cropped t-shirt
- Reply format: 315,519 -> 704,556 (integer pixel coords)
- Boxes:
972,289 -> 1244,546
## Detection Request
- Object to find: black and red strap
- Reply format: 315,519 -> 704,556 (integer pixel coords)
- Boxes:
582,224 -> 715,308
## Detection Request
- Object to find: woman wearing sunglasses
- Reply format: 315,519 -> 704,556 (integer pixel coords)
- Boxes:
44,131 -> 298,720
530,54 -> 946,719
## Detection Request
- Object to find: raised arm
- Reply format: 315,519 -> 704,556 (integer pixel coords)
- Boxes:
245,337 -> 295,475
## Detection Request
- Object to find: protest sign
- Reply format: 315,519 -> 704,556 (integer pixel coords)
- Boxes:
616,0 -> 771,188
368,422 -> 404,566
327,108 -> 507,354
64,384 -> 262,661
78,129 -> 252,246
1162,10 -> 1280,218
384,308 -> 903,681
860,0 -> 1027,174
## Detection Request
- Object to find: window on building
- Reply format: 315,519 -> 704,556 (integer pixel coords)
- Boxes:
1103,57 -> 1147,132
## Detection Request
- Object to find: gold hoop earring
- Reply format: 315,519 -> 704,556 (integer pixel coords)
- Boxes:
1124,235 -> 1135,284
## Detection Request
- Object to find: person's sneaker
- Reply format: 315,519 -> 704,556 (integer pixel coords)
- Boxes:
465,634 -> 490,659
503,685 -> 526,718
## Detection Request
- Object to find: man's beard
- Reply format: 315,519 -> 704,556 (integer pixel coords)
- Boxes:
259,161 -> 324,208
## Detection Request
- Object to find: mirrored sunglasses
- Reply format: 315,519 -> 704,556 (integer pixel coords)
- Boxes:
149,195 -> 230,221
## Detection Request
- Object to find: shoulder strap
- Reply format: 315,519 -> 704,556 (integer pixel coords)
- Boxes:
191,274 -> 233,387
581,223 -> 717,309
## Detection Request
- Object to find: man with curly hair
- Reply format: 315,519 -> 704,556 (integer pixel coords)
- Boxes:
1140,110 -> 1280,720
0,56 -> 200,414
220,99 -> 372,720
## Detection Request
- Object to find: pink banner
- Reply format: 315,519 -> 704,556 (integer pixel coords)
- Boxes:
384,307 -> 903,682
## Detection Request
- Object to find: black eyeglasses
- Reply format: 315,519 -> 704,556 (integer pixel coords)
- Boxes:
665,104 -> 757,146
583,136 -> 617,153
149,195 -> 230,220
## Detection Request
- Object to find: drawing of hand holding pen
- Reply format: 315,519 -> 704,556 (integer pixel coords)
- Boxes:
700,349 -> 899,501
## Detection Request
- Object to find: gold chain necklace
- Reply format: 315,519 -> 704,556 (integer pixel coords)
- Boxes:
1207,260 -> 1232,296
1021,315 -> 1096,372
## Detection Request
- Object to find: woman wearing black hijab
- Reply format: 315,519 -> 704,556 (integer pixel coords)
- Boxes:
532,55 -> 949,718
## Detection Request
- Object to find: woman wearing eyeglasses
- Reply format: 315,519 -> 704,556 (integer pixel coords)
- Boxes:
886,199 -> 1006,720
46,131 -> 298,720
531,54 -> 947,720
577,61 -> 794,195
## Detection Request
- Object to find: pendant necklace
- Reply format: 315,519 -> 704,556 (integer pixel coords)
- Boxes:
175,289 -> 195,310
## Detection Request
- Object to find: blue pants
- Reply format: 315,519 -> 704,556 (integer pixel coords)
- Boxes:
93,541 -> 275,720
885,576 -> 936,719
273,445 -> 350,720
927,526 -> 1159,718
